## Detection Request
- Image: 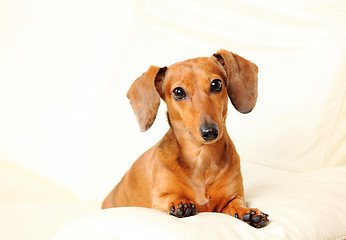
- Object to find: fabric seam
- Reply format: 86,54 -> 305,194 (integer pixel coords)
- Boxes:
320,89 -> 345,168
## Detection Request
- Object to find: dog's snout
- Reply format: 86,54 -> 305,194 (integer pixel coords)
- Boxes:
199,123 -> 219,141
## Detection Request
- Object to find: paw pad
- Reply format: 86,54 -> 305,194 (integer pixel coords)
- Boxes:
239,210 -> 269,228
169,201 -> 197,218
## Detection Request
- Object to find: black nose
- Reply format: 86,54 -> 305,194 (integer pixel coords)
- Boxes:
199,123 -> 219,141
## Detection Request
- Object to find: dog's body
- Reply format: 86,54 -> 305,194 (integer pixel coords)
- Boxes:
102,49 -> 269,228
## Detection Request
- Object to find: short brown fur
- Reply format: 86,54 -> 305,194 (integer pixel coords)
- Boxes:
102,49 -> 269,228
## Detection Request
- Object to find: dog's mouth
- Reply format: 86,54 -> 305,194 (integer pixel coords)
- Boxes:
201,132 -> 223,144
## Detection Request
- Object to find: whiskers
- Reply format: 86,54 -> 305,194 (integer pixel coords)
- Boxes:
185,128 -> 193,135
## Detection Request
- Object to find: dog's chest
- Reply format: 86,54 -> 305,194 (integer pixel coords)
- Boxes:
188,180 -> 210,206
188,161 -> 220,206
184,145 -> 226,207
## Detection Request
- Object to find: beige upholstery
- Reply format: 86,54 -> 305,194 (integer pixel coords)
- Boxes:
0,0 -> 345,239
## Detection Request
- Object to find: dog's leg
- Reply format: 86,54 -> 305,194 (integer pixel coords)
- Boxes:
150,174 -> 198,218
222,197 -> 269,228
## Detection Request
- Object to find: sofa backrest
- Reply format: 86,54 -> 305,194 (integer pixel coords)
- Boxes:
0,0 -> 345,202
119,0 -> 346,172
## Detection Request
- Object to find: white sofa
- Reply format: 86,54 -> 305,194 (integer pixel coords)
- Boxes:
1,0 -> 345,239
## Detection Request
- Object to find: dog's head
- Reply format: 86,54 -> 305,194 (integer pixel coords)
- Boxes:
127,49 -> 258,144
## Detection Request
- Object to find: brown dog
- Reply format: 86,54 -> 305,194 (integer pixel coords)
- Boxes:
102,49 -> 269,228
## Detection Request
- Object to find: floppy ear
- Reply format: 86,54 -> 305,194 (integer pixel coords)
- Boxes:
127,66 -> 167,132
213,49 -> 258,113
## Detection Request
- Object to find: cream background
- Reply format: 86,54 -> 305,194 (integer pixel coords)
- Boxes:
0,0 -> 345,239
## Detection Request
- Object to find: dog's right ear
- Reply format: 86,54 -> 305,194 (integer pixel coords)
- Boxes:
127,66 -> 167,132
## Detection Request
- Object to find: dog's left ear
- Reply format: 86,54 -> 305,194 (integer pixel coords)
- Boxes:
127,66 -> 167,132
213,49 -> 258,113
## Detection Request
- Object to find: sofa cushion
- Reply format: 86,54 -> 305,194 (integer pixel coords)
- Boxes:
53,162 -> 346,240
0,162 -> 96,240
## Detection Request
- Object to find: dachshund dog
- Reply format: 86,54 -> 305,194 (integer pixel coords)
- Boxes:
102,49 -> 269,228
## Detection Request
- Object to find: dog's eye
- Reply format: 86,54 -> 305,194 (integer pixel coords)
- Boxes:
210,79 -> 222,93
173,87 -> 186,101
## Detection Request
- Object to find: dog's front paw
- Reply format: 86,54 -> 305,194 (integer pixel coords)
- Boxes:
168,199 -> 197,218
232,208 -> 269,228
